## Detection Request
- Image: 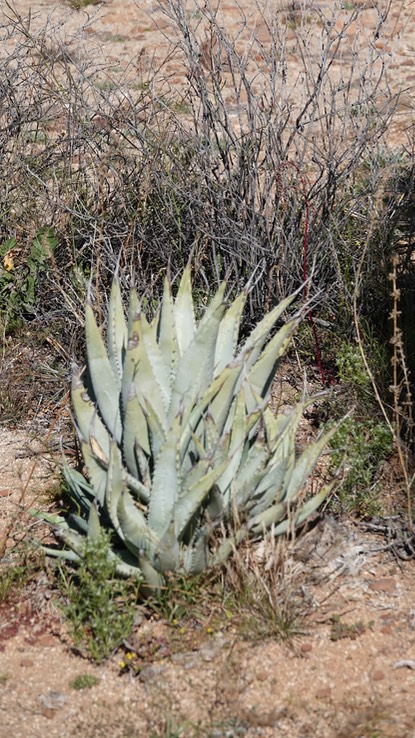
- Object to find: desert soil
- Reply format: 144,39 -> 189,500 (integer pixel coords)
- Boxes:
1,0 -> 415,736
2,427 -> 415,738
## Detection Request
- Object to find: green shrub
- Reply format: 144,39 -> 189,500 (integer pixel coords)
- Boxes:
0,227 -> 57,332
70,674 -> 101,690
58,531 -> 139,662
329,417 -> 393,515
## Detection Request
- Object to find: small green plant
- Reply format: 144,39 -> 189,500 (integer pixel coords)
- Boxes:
70,674 -> 101,690
148,571 -> 208,623
329,417 -> 393,515
0,226 -> 56,331
0,674 -> 9,685
336,343 -> 371,389
0,562 -> 28,604
58,530 -> 139,662
335,333 -> 389,397
330,613 -> 373,641
0,545 -> 43,604
67,0 -> 98,8
150,717 -> 186,738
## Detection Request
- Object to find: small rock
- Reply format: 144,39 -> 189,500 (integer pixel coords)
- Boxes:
368,578 -> 396,593
170,653 -> 186,664
380,625 -> 393,635
19,658 -> 34,667
171,652 -> 197,667
199,647 -> 215,662
372,669 -> 385,681
139,664 -> 166,682
315,687 -> 331,699
39,691 -> 66,709
256,670 -> 269,682
36,635 -> 56,647
42,708 -> 56,720
0,489 -> 13,497
300,642 -> 313,654
244,708 -> 282,727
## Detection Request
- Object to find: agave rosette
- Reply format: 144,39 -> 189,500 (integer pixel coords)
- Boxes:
44,268 -> 337,591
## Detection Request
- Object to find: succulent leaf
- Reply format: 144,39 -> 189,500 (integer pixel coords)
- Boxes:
174,266 -> 196,355
137,310 -> 171,412
179,364 -> 241,460
238,292 -> 298,368
214,290 -> 247,374
108,277 -> 127,387
214,390 -> 246,497
147,415 -> 181,538
169,298 -> 226,420
71,372 -> 110,456
181,531 -> 209,574
176,458 -> 230,541
117,489 -> 155,558
87,502 -> 102,540
104,440 -> 127,532
80,442 -> 108,507
266,482 -> 335,537
85,302 -> 122,443
156,275 -> 178,374
63,464 -> 94,515
283,424 -> 339,501
243,319 -> 299,412
123,382 -> 150,471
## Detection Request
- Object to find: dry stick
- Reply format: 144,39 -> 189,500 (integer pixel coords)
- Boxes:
353,203 -> 413,529
388,255 -> 413,526
276,161 -> 326,386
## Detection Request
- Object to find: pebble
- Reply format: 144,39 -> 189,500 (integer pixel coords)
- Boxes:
39,691 -> 66,709
138,664 -> 167,682
368,578 -> 396,593
315,687 -> 331,699
41,708 -> 56,719
199,647 -> 216,662
243,709 -> 279,727
256,670 -> 269,682
36,635 -> 56,647
300,643 -> 313,654
372,669 -> 385,681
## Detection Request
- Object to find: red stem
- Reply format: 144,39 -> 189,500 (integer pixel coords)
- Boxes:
277,162 -> 326,385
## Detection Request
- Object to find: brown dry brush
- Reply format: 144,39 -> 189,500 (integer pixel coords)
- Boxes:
0,0 -> 411,348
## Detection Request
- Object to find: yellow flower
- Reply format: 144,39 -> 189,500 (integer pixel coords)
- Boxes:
120,661 -> 126,669
3,251 -> 14,271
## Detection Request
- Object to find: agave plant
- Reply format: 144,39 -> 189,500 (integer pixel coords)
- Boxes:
43,267 -> 337,592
